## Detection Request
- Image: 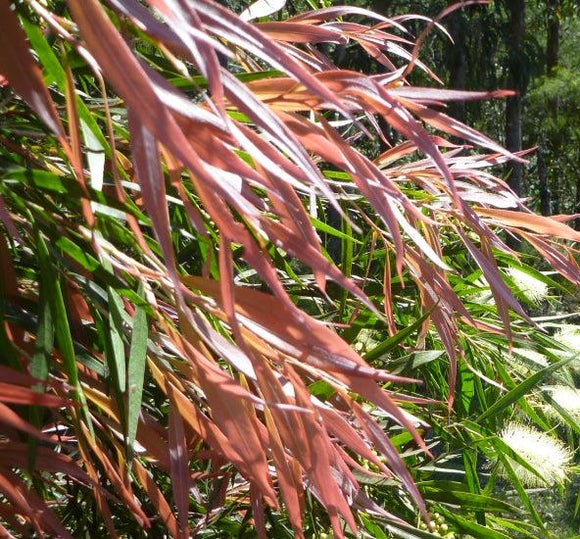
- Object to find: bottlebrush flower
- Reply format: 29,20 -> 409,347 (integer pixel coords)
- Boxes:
512,348 -> 549,369
543,385 -> 580,422
554,325 -> 580,372
506,267 -> 549,304
555,325 -> 580,353
498,422 -> 572,487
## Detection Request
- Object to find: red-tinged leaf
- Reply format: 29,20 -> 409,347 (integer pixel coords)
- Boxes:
0,443 -> 92,485
133,460 -> 179,538
147,0 -> 224,106
260,219 -> 378,314
151,361 -> 249,475
80,423 -> 150,528
331,21 -> 412,45
0,196 -> 21,242
0,402 -> 53,441
549,213 -> 580,223
262,404 -> 305,536
371,85 -> 459,205
250,352 -> 309,530
347,374 -> 429,453
250,483 -> 267,539
176,340 -> 277,507
86,388 -> 172,471
128,109 -> 178,280
285,366 -> 357,538
320,408 -> 392,477
389,87 -> 515,103
349,399 -> 428,520
313,114 -> 408,277
403,99 -> 522,162
183,276 -> 418,384
522,233 -> 580,285
461,201 -> 513,254
405,247 -> 473,323
222,73 -> 344,209
0,0 -> 65,138
233,118 -> 339,257
188,1 -> 353,118
76,442 -> 119,538
106,0 -> 190,58
71,0 -> 316,310
290,6 -> 407,31
0,468 -> 72,539
256,22 -> 347,44
243,149 -> 326,289
185,179 -> 313,319
0,503 -> 26,537
459,230 -> 532,326
0,471 -> 40,535
0,366 -> 49,388
167,383 -> 190,539
68,0 -> 225,240
475,207 -> 580,242
0,382 -> 66,407
0,236 -> 18,305
63,57 -> 95,228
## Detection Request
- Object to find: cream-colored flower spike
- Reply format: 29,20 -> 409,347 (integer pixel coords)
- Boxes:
499,422 -> 572,487
554,325 -> 580,353
505,267 -> 549,304
543,385 -> 580,422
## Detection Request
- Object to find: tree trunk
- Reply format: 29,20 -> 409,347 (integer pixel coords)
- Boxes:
504,0 -> 527,249
447,9 -> 468,126
542,0 -> 561,219
537,148 -> 551,216
546,0 -> 561,76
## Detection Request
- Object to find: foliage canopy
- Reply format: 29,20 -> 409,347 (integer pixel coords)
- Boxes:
0,0 -> 579,537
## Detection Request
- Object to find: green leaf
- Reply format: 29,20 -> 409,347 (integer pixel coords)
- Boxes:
476,357 -> 572,423
418,481 -> 518,513
37,232 -> 79,389
22,17 -> 66,89
494,451 -> 547,535
310,216 -> 363,244
361,515 -> 389,539
30,282 -> 53,385
55,236 -> 100,272
126,287 -> 149,465
363,308 -> 433,362
106,287 -> 127,394
438,506 -> 512,539
36,230 -> 93,434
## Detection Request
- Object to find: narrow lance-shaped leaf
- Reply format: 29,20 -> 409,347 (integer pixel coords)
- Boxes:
476,357 -> 573,424
167,383 -> 191,539
36,230 -> 93,434
0,0 -> 65,138
126,285 -> 149,465
106,287 -> 127,396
